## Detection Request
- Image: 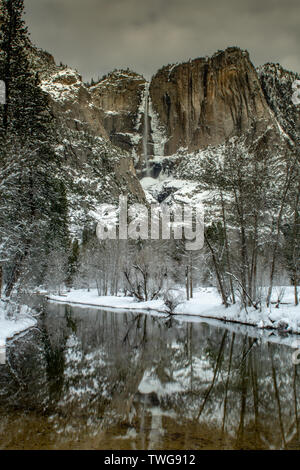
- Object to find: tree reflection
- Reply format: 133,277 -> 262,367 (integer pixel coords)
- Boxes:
0,304 -> 300,450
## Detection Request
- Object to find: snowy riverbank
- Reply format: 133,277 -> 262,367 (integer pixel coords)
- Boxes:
0,301 -> 37,343
48,286 -> 300,334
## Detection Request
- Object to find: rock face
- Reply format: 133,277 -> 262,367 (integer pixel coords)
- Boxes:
150,47 -> 274,155
257,63 -> 300,143
28,47 -> 108,139
31,45 -> 299,178
29,47 -> 146,208
89,70 -> 147,156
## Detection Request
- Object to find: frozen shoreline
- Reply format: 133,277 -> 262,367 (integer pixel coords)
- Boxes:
48,286 -> 300,335
0,301 -> 37,344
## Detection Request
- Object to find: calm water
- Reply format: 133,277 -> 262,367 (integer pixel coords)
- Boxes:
0,302 -> 300,450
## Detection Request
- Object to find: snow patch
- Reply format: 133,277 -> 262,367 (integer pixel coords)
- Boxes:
0,301 -> 36,345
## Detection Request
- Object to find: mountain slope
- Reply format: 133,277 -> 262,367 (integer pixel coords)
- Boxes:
257,63 -> 300,144
28,47 -> 146,239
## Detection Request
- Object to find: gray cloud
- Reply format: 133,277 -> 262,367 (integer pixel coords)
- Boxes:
24,0 -> 300,81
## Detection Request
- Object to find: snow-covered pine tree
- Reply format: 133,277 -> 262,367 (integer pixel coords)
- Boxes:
0,0 -> 69,298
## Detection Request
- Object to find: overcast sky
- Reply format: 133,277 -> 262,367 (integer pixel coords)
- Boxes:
24,0 -> 300,81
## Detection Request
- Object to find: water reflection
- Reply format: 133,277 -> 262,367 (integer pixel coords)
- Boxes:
0,303 -> 300,450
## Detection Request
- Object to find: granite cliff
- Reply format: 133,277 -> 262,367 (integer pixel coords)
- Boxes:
31,45 -> 299,181
150,47 -> 274,154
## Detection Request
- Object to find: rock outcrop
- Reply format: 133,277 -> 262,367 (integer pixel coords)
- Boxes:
37,68 -> 108,139
257,62 -> 300,143
28,47 -> 146,216
89,70 -> 147,156
31,45 -> 299,179
150,47 -> 274,155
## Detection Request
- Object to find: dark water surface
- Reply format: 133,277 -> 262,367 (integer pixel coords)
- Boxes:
0,302 -> 300,450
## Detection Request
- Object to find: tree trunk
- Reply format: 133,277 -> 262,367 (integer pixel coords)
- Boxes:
220,191 -> 236,304
291,184 -> 299,306
267,156 -> 297,307
269,343 -> 286,448
222,332 -> 235,434
196,331 -> 227,421
233,187 -> 250,306
0,265 -> 2,299
186,266 -> 190,301
5,254 -> 25,298
205,233 -> 229,307
189,254 -> 193,299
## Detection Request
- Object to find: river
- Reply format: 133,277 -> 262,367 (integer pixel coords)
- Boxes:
0,302 -> 299,450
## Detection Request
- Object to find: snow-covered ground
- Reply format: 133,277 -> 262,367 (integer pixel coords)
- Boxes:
48,286 -> 300,334
0,301 -> 37,344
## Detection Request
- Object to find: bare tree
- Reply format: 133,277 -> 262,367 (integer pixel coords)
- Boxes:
163,290 -> 183,315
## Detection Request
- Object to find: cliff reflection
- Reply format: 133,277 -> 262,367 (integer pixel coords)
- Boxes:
0,303 -> 299,450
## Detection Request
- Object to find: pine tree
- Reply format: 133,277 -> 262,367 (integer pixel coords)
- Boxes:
0,0 -> 69,298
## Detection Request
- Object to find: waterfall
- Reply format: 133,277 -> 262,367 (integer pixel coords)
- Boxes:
143,84 -> 149,176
